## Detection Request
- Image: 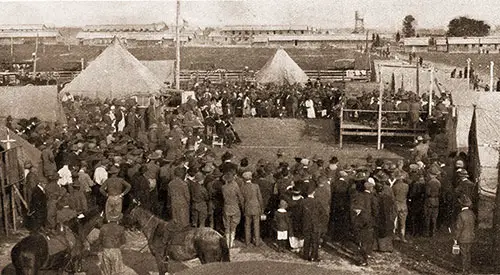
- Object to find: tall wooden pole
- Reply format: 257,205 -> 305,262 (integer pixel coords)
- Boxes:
467,58 -> 471,91
429,67 -> 434,116
10,36 -> 13,59
175,0 -> 181,90
33,32 -> 39,75
416,61 -> 420,95
490,61 -> 494,92
377,77 -> 383,150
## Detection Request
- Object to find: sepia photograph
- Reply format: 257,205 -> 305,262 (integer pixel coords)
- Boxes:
0,0 -> 499,274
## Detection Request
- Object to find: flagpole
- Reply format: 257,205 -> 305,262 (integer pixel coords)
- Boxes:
33,32 -> 39,76
175,0 -> 181,90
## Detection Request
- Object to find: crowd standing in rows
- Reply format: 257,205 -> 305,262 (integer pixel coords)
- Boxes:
6,80 -> 474,274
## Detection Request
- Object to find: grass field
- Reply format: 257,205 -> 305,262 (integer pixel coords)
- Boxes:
417,52 -> 500,81
0,44 -> 371,72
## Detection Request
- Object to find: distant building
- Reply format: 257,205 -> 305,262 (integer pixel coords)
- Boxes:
403,37 -> 430,53
76,22 -> 192,47
437,37 -> 500,53
207,25 -> 370,49
211,25 -> 315,45
0,24 -> 61,45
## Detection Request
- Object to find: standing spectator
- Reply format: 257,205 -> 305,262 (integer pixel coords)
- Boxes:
301,185 -> 327,262
454,194 -> 476,275
41,142 -> 57,178
314,176 -> 331,242
425,166 -> 441,237
392,172 -> 409,242
78,166 -> 94,205
45,174 -> 66,230
68,172 -> 88,214
130,165 -> 152,211
99,166 -> 132,222
240,172 -> 264,247
351,179 -> 378,266
26,179 -> 48,232
191,173 -> 209,228
98,216 -> 128,275
273,199 -> 292,252
169,167 -> 191,227
221,172 -> 243,248
24,162 -> 39,205
305,98 -> 316,119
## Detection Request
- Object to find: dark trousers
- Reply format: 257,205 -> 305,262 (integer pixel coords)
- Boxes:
356,227 -> 374,263
424,205 -> 439,236
460,243 -> 472,273
244,215 -> 261,246
303,231 -> 321,260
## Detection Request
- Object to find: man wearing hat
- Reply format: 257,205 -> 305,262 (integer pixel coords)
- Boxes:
26,178 -> 48,233
221,171 -> 243,248
41,141 -> 58,178
455,169 -> 474,204
301,184 -> 327,262
240,171 -> 264,247
331,170 -> 352,241
23,161 -> 39,205
99,166 -> 131,222
169,167 -> 191,228
351,178 -> 377,266
45,174 -> 66,230
68,171 -> 88,214
191,173 -> 209,228
454,194 -> 475,275
424,166 -> 441,237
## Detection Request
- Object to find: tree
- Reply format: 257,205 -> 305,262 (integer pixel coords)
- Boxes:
402,15 -> 416,38
447,16 -> 490,37
395,31 -> 401,42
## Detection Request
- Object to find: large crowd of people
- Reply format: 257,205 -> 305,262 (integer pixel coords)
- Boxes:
4,80 -> 474,274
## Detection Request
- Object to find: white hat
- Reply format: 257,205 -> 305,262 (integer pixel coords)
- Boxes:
300,159 -> 310,166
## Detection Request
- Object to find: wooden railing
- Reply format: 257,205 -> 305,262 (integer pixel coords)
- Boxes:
29,69 -> 370,84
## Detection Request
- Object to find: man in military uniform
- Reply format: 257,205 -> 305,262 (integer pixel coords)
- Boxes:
425,166 -> 441,237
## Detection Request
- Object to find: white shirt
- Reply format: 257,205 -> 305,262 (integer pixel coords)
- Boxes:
94,166 -> 108,185
57,165 -> 73,186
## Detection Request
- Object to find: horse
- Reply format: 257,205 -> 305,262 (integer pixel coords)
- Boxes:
11,208 -> 105,275
128,205 -> 230,275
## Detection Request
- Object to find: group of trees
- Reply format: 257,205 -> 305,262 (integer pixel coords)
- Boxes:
400,15 -> 491,39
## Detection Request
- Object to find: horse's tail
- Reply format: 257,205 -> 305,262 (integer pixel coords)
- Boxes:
219,234 -> 230,262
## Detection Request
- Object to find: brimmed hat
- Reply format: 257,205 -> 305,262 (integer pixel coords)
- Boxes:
202,163 -> 215,173
457,168 -> 468,177
131,149 -> 143,156
108,165 -> 120,175
428,166 -> 441,176
458,194 -> 472,207
364,178 -> 376,189
409,163 -> 419,170
291,186 -> 301,195
147,151 -> 162,160
455,160 -> 465,168
300,158 -> 310,166
149,123 -> 158,129
354,171 -> 368,181
242,171 -> 252,180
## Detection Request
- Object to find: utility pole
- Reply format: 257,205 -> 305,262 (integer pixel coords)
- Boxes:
416,61 -> 420,95
490,61 -> 494,92
10,36 -> 13,60
33,32 -> 39,76
429,67 -> 434,116
467,58 -> 471,91
175,0 -> 181,90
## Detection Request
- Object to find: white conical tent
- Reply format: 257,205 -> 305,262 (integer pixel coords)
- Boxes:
255,49 -> 309,85
62,38 -> 163,99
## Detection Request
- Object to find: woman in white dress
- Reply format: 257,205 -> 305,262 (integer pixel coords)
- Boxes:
305,98 -> 316,119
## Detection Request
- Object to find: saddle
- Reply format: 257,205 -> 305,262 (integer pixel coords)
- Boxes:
41,226 -> 77,256
160,223 -> 192,246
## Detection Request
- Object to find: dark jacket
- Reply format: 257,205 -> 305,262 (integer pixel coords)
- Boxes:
28,185 -> 48,231
454,208 -> 475,244
301,196 -> 328,234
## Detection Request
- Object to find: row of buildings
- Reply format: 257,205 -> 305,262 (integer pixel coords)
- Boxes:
0,24 -> 61,45
0,23 -> 373,49
403,36 -> 500,53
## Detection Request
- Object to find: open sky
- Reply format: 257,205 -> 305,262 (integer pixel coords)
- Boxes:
1,0 -> 499,31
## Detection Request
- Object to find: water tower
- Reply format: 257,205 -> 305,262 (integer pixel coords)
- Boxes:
353,11 -> 365,34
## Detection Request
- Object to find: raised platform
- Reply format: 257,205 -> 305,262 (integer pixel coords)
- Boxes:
339,122 -> 426,148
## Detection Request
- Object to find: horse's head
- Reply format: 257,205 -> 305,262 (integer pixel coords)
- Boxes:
66,208 -> 106,237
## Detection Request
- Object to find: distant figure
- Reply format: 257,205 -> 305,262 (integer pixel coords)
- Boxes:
454,194 -> 475,275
